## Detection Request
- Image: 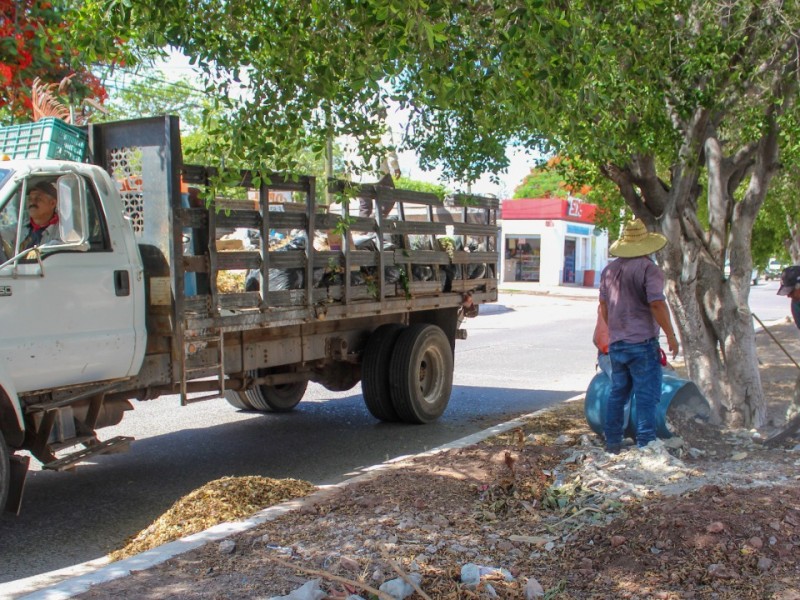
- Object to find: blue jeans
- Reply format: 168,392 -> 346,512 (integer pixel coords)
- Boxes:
605,338 -> 662,448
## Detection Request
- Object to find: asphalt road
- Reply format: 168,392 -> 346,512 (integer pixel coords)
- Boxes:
0,284 -> 789,586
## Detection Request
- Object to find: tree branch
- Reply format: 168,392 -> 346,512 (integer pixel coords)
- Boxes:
599,163 -> 648,219
268,555 -> 396,600
628,154 -> 669,217
705,134 -> 730,262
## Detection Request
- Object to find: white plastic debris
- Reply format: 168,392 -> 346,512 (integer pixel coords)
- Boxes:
525,576 -> 545,598
269,578 -> 326,600
460,563 -> 514,587
662,436 -> 684,449
378,573 -> 422,599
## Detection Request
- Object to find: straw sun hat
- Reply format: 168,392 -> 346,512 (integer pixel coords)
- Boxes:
609,218 -> 667,258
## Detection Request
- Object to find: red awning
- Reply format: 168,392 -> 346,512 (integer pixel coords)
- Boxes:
501,197 -> 597,224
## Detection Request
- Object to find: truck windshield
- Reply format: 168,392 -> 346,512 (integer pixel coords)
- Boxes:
0,167 -> 13,213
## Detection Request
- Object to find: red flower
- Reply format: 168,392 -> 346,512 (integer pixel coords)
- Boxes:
17,49 -> 32,69
0,62 -> 12,85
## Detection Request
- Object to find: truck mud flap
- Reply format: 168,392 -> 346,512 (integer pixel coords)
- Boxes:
5,454 -> 30,516
42,436 -> 133,472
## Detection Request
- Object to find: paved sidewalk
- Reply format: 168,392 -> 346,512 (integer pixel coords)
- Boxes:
499,280 -> 600,299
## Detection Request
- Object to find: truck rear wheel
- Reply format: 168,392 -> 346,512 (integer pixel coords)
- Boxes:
389,323 -> 453,424
362,323 -> 405,422
0,430 -> 9,513
247,380 -> 308,412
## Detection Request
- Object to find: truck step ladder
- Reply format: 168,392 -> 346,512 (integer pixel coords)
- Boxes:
42,436 -> 133,472
180,329 -> 226,405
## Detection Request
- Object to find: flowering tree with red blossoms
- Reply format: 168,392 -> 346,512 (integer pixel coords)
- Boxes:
0,0 -> 111,123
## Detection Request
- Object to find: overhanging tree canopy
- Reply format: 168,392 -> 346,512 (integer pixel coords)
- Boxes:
75,0 -> 800,426
0,0 -> 127,123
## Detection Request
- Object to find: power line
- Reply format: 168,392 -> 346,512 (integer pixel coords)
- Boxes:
93,64 -> 212,98
100,80 -> 205,107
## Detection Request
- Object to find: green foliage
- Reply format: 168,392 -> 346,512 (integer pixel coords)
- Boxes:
513,168 -> 568,199
72,1 -> 800,254
752,174 -> 798,266
0,0 -> 126,124
394,176 -> 449,202
96,67 -> 347,206
513,157 -> 624,237
70,0 -> 572,182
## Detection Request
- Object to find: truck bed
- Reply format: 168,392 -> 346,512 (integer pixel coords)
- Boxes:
177,165 -> 499,333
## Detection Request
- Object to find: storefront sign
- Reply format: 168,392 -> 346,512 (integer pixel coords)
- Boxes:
567,224 -> 592,235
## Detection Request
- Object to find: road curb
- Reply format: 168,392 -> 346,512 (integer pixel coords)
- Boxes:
6,395 -> 585,600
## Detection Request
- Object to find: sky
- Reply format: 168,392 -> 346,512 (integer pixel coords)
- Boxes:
156,55 -> 538,199
392,140 -> 538,199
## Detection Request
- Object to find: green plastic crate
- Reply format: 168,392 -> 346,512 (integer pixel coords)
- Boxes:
0,118 -> 87,161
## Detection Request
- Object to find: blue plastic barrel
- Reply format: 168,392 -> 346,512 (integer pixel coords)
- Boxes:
181,193 -> 198,296
584,370 -> 711,440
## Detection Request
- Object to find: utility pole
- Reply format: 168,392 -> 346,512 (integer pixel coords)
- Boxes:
325,105 -> 333,208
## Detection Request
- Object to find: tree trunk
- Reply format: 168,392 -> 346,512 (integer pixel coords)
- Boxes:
787,218 -> 800,265
603,116 -> 777,428
660,231 -> 765,427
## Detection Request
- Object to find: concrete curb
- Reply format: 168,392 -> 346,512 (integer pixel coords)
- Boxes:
6,396 -> 585,600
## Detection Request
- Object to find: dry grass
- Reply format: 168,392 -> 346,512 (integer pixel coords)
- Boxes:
109,476 -> 315,561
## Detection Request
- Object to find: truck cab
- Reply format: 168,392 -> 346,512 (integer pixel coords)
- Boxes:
0,160 -> 146,392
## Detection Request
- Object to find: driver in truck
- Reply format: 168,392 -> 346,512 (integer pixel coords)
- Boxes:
1,179 -> 60,261
20,180 -> 60,250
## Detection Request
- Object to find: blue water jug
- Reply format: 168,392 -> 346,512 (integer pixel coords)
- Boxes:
584,370 -> 711,440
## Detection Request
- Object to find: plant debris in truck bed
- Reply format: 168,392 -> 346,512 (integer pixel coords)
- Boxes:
109,476 -> 316,561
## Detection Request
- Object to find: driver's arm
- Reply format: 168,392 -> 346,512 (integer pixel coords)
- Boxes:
0,225 -> 15,262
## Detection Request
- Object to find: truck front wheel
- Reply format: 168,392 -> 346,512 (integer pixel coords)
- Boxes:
224,390 -> 255,411
248,380 -> 308,412
0,429 -> 9,513
226,371 -> 308,412
389,323 -> 454,424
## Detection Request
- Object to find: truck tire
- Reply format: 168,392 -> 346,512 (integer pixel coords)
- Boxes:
247,380 -> 308,412
362,323 -> 405,422
224,390 -> 255,410
0,430 -> 9,513
389,323 -> 454,424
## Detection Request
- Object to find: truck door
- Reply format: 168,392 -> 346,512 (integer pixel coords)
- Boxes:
0,174 -> 139,393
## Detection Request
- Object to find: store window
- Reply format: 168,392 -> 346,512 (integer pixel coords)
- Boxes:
504,236 -> 541,281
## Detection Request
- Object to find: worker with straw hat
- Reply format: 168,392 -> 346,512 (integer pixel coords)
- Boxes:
598,218 -> 679,454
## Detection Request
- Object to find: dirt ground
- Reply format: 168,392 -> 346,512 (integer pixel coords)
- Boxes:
73,321 -> 800,600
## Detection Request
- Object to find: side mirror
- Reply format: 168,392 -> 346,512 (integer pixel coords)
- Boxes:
54,173 -> 89,249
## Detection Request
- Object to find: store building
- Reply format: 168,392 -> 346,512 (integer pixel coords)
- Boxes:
500,196 -> 609,287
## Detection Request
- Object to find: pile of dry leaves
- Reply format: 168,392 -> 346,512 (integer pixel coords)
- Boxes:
73,322 -> 800,600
